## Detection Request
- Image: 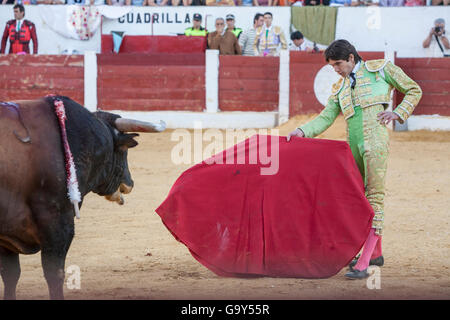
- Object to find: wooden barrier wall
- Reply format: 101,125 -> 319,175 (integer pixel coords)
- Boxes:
101,35 -> 207,54
395,57 -> 450,116
1,53 -> 449,117
218,56 -> 279,112
97,53 -> 205,112
0,55 -> 84,104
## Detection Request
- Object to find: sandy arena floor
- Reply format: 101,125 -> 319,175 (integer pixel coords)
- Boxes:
5,115 -> 450,300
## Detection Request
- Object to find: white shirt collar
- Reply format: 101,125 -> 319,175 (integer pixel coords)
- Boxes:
264,25 -> 273,32
351,61 -> 361,74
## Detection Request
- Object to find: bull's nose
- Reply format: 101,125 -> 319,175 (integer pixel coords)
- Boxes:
120,183 -> 133,194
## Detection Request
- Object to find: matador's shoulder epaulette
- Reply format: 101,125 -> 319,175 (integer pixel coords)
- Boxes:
273,26 -> 282,34
365,59 -> 389,72
331,77 -> 344,95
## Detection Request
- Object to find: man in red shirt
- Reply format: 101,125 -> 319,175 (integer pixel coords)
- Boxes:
1,4 -> 38,54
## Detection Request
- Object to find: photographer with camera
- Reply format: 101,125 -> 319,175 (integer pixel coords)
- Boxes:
423,18 -> 450,57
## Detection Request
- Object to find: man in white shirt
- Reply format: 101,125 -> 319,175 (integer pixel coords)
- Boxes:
289,31 -> 314,52
239,13 -> 264,56
422,18 -> 450,57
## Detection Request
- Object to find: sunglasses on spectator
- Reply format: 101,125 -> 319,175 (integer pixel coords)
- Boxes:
216,23 -> 224,25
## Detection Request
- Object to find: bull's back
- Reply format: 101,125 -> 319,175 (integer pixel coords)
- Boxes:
0,99 -> 67,254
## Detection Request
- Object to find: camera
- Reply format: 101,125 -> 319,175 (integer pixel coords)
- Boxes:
435,26 -> 442,33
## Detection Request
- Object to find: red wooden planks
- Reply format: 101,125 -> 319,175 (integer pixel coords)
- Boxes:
99,98 -> 204,111
97,53 -> 205,66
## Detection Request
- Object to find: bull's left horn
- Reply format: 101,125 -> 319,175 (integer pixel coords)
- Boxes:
115,119 -> 166,133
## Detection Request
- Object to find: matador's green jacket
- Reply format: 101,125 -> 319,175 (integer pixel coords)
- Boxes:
298,59 -> 422,235
300,59 -> 422,137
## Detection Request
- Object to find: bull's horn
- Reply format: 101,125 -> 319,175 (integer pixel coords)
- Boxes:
115,119 -> 166,133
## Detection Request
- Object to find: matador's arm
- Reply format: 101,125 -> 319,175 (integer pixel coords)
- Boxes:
383,61 -> 422,124
298,95 -> 341,138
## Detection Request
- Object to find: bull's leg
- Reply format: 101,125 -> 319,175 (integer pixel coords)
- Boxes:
0,247 -> 21,300
38,210 -> 74,300
41,249 -> 68,300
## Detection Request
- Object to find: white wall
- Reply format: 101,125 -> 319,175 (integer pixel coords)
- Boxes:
101,6 -> 291,41
335,6 -> 450,58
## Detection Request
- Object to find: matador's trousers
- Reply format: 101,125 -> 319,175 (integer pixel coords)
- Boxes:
346,105 -> 389,236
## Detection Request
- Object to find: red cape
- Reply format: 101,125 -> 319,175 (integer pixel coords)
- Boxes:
156,135 -> 374,278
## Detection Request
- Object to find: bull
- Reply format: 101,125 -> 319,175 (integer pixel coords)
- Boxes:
0,96 -> 165,299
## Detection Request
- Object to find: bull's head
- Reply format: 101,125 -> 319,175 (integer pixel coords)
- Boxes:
95,113 -> 166,205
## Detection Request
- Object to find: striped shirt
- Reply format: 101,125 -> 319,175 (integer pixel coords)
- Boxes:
239,28 -> 257,56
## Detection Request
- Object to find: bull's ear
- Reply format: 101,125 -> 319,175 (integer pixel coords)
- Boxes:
117,133 -> 139,151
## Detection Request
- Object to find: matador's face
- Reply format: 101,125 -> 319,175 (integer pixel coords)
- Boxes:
328,53 -> 356,78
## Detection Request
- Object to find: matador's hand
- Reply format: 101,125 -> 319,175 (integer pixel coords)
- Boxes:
377,111 -> 400,125
286,128 -> 305,142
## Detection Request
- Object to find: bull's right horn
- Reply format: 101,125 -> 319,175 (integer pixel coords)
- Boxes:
115,119 -> 166,133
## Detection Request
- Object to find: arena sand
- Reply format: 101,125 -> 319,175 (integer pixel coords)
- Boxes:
6,115 -> 450,300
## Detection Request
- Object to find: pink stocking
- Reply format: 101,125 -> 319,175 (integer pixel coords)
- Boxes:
371,236 -> 382,259
354,228 -> 380,271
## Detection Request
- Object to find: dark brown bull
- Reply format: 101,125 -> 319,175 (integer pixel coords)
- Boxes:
0,96 -> 165,299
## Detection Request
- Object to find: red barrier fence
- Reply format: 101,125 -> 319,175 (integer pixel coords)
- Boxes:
1,53 -> 448,117
396,57 -> 450,116
101,35 -> 207,54
219,55 -> 279,112
0,55 -> 84,104
97,53 -> 205,111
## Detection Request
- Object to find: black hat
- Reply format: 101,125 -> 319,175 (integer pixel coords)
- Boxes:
226,14 -> 235,21
193,13 -> 202,21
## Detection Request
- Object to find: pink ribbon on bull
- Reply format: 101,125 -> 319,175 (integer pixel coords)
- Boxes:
54,99 -> 81,219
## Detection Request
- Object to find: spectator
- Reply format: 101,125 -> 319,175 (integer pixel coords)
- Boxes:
254,12 -> 287,57
237,0 -> 256,5
289,31 -> 314,52
329,0 -> 351,5
130,0 -> 146,5
353,0 -> 380,5
147,0 -> 169,5
207,17 -> 241,55
305,0 -> 331,5
1,4 -> 37,54
106,0 -> 131,5
431,0 -> 449,4
66,0 -> 96,4
206,0 -> 235,5
189,0 -> 206,4
379,0 -> 404,5
253,0 -> 273,5
225,14 -> 243,40
184,13 -> 207,36
404,0 -> 424,4
423,18 -> 450,57
239,13 -> 264,56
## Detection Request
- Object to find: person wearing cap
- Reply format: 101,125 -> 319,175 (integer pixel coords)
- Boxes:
225,14 -> 243,40
184,13 -> 207,37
